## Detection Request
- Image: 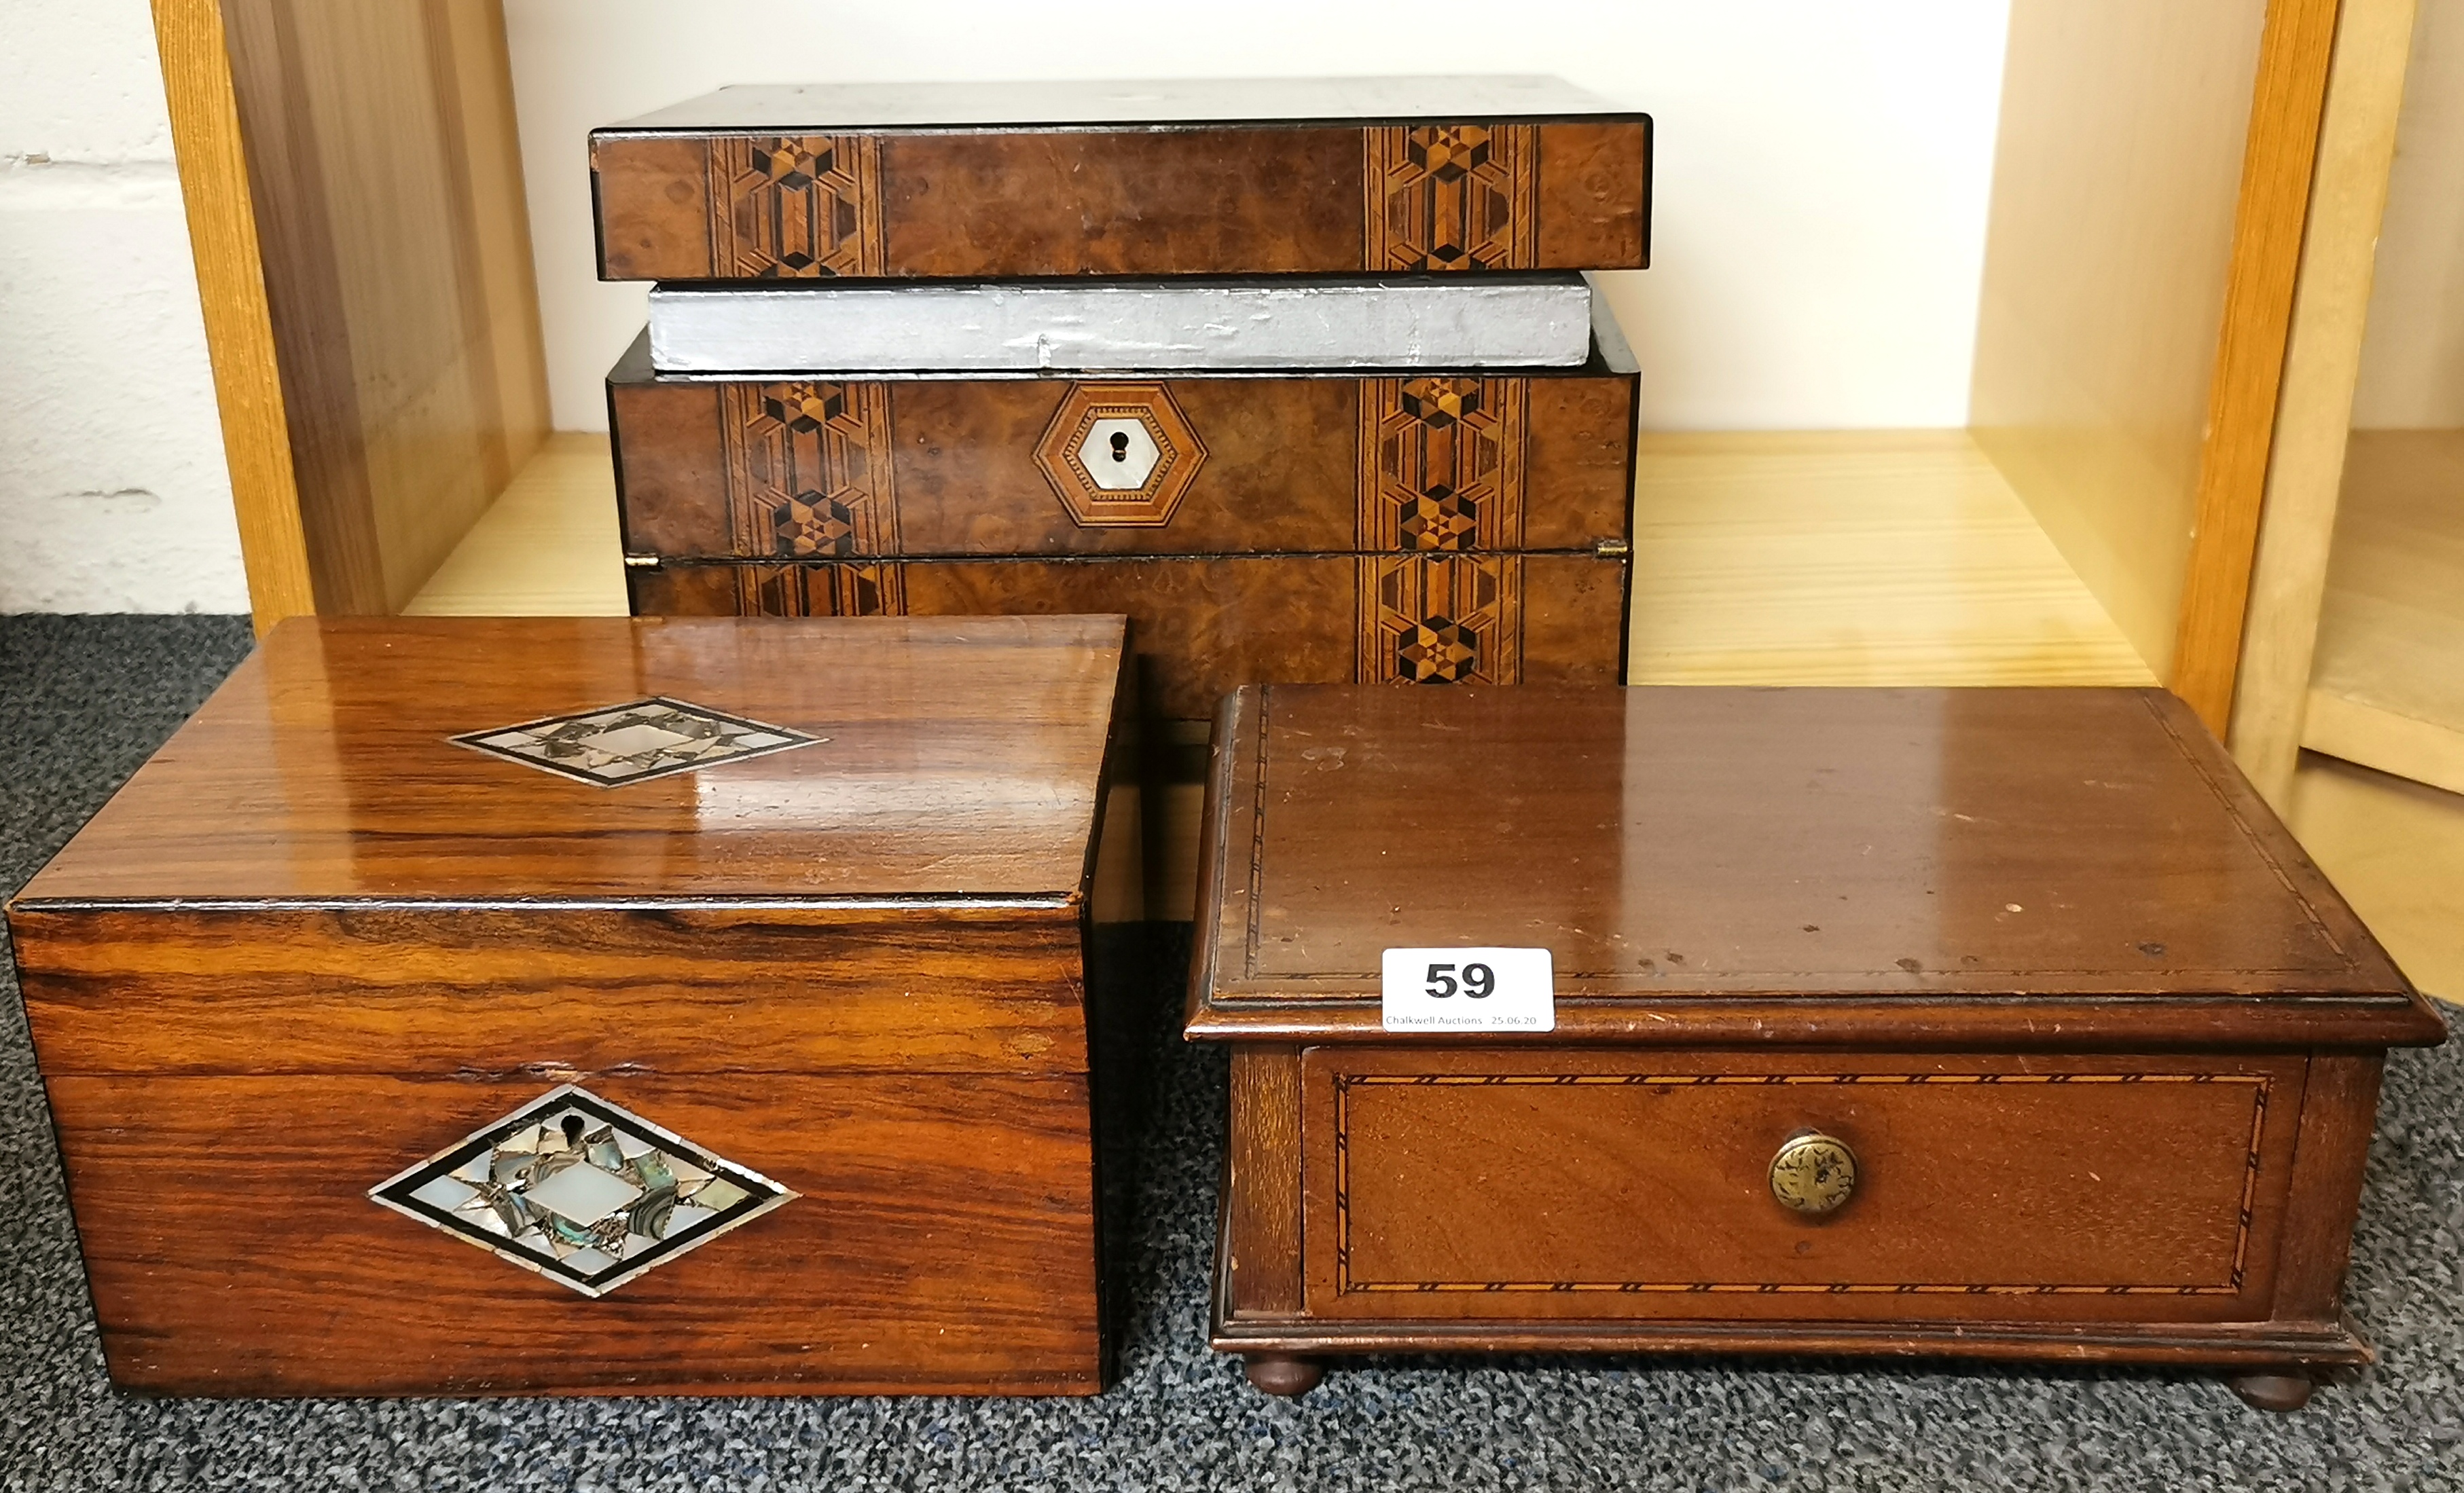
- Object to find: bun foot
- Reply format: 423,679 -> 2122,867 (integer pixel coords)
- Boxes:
2227,1371 -> 2315,1412
1243,1353 -> 1324,1397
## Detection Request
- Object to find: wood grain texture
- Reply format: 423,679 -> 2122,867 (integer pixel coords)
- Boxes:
10,616 -> 1125,904
1187,685 -> 2432,1039
591,119 -> 1648,281
1225,1049 -> 1305,1316
51,1073 -> 1100,1395
632,555 -> 1628,722
14,904 -> 1090,1078
1971,0 -> 2270,683
2173,0 -> 2349,733
2230,0 -> 2421,805
1625,432 -> 2154,687
606,346 -> 1635,561
193,1 -> 549,616
1299,1049 -> 2302,1323
149,0 -> 315,633
405,432 -> 628,617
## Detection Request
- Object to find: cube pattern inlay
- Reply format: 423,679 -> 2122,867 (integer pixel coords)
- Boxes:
369,1085 -> 795,1297
450,697 -> 820,786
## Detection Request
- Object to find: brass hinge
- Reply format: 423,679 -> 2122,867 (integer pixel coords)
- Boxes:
1594,538 -> 1632,559
621,553 -> 662,570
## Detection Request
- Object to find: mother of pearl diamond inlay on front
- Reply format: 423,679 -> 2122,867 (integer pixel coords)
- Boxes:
369,1085 -> 794,1297
449,697 -> 820,786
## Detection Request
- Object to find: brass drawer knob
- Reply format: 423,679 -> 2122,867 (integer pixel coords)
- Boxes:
1769,1131 -> 1858,1216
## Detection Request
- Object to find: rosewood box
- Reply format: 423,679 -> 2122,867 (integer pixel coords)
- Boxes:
8,614 -> 1131,1396
1184,684 -> 2446,1407
590,76 -> 1650,282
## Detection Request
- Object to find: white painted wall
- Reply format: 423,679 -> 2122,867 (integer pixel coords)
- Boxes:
0,0 -> 247,613
505,0 -> 2014,433
2351,0 -> 2464,429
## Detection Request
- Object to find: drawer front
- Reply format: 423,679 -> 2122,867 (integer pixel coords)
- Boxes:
52,1071 -> 1102,1395
632,553 -> 1629,719
1299,1048 -> 2306,1324
611,369 -> 1635,561
593,122 -> 1648,282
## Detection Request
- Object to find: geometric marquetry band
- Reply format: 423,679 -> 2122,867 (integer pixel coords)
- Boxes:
1365,125 -> 1538,272
709,134 -> 884,280
1330,1073 -> 2270,1297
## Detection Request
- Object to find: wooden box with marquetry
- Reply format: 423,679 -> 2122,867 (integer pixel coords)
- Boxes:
6,614 -> 1131,1397
1183,683 -> 2446,1407
592,77 -> 1649,718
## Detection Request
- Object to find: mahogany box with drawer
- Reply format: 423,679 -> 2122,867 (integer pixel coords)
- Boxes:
5,614 -> 1134,1397
590,76 -> 1649,282
608,302 -> 1639,718
1182,684 -> 2447,1407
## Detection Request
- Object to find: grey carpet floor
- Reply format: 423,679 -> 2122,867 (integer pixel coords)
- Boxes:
2,614 -> 2461,1492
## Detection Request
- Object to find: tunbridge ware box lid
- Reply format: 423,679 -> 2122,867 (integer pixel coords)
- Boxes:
1185,684 -> 2446,1050
10,615 -> 1125,906
592,75 -> 1651,282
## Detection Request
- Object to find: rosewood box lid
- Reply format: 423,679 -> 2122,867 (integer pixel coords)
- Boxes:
12,615 -> 1127,908
591,75 -> 1651,282
1185,684 -> 2446,1049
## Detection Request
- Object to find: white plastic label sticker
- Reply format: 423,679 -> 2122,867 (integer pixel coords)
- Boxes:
1379,947 -> 1555,1032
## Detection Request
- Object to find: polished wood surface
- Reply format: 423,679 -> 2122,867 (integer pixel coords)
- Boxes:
158,1 -> 550,619
8,615 -> 1131,1396
51,1072 -> 1100,1395
1188,683 -> 2441,1394
1189,686 -> 2435,1044
2227,0 -> 2420,805
606,339 -> 1637,561
13,616 -> 1125,904
634,555 -> 1628,722
1971,0 -> 2270,686
592,80 -> 1648,280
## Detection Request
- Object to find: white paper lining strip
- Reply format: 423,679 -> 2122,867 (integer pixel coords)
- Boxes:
646,276 -> 1598,375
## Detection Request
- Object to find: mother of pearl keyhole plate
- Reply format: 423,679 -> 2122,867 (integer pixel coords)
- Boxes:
1078,417 -> 1162,491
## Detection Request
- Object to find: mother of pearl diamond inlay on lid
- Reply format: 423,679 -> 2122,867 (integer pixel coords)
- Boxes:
449,697 -> 821,786
368,1085 -> 794,1297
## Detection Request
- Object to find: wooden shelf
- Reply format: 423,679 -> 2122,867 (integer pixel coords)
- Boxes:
403,432 -> 628,618
1627,431 -> 2156,686
2287,752 -> 2464,1003
2302,429 -> 2464,796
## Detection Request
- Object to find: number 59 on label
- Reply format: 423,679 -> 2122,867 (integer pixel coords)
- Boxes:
1379,947 -> 1554,1032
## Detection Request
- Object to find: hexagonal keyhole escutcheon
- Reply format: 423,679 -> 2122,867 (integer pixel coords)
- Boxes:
1034,384 -> 1206,528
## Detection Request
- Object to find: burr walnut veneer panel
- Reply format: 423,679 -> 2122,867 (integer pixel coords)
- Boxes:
592,79 -> 1648,281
